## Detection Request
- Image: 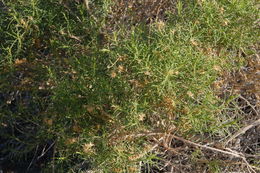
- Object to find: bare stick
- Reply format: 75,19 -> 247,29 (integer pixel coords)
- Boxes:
84,0 -> 89,10
170,134 -> 243,158
27,145 -> 39,171
121,131 -> 259,172
124,132 -> 249,158
225,118 -> 260,145
238,95 -> 259,116
168,134 -> 257,173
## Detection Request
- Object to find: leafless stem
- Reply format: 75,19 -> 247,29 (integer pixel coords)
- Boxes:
238,95 -> 259,116
170,134 -> 242,158
84,0 -> 89,10
225,118 -> 260,145
135,132 -> 258,173
168,134 -> 258,173
37,141 -> 56,160
27,145 -> 39,171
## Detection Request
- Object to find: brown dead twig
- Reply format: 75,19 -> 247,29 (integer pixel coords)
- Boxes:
166,134 -> 259,173
238,95 -> 259,116
125,131 -> 259,173
225,95 -> 260,145
225,118 -> 260,146
83,0 -> 89,10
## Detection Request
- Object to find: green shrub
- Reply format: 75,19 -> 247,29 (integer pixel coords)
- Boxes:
0,0 -> 259,172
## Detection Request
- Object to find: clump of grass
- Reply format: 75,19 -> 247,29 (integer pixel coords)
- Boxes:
0,0 -> 259,172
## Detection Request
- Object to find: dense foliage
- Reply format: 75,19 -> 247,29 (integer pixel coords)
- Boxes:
0,0 -> 259,172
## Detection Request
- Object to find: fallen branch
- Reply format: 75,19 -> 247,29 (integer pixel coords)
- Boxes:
170,134 -> 242,158
155,133 -> 258,173
119,131 -> 259,172
225,118 -> 260,145
238,95 -> 259,116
